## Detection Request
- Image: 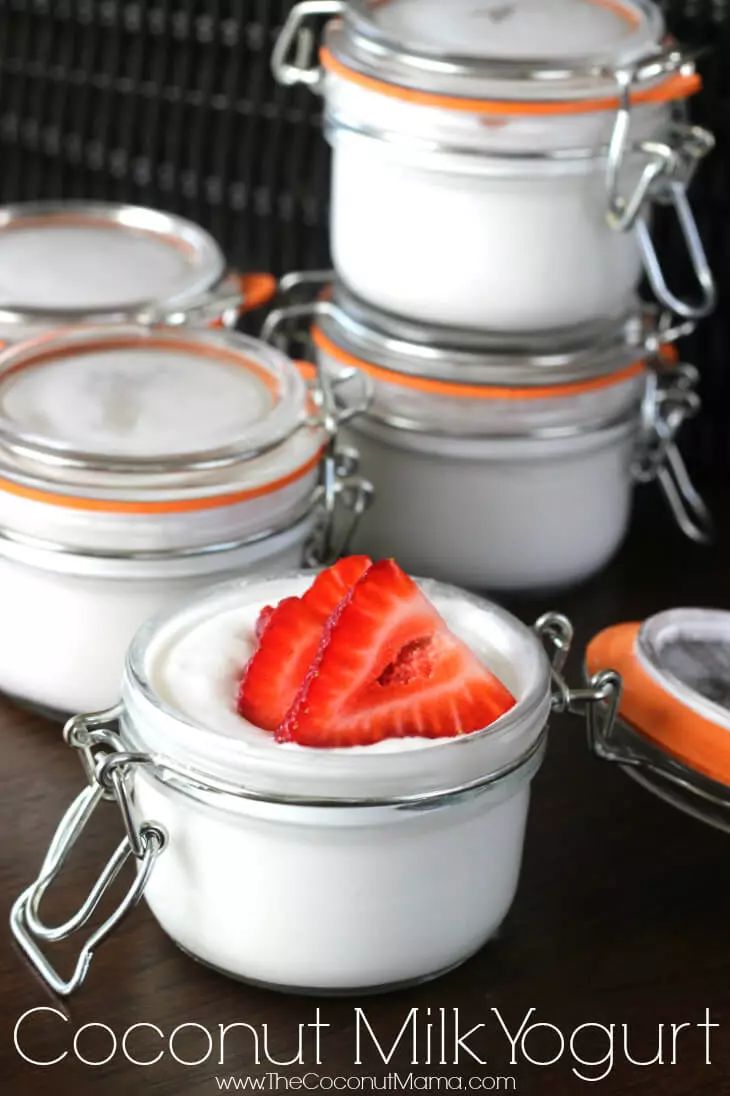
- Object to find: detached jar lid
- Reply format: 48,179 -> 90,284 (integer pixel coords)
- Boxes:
587,610 -> 730,821
313,281 -> 651,395
323,0 -> 699,111
0,202 -> 259,329
0,325 -> 323,514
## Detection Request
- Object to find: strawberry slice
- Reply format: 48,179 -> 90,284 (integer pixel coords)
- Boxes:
254,604 -> 275,643
302,555 -> 372,617
238,597 -> 322,730
277,560 -> 516,747
239,555 -> 373,730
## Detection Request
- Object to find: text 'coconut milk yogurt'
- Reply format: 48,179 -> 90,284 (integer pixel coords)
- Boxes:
273,0 -> 715,332
12,568 -> 621,996
0,326 -> 370,715
0,201 -> 275,340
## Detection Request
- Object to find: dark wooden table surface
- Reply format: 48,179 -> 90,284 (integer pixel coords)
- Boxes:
2,487 -> 729,1096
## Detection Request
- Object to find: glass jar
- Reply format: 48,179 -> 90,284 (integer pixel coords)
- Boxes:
9,576 -> 617,996
0,201 -> 275,341
0,326 -> 371,715
273,0 -> 715,333
264,276 -> 711,592
587,608 -> 730,832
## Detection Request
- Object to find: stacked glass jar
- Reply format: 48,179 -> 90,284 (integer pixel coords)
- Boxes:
270,0 -> 717,591
0,202 -> 372,714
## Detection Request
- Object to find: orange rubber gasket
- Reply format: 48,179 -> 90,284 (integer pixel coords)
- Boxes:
321,47 -> 701,116
0,446 -> 324,515
312,325 -> 645,400
209,272 -> 278,326
235,272 -> 278,313
586,622 -> 730,787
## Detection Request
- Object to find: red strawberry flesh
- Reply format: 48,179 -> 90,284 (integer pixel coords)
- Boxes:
254,605 -> 275,643
237,597 -> 322,731
277,560 -> 516,748
301,555 -> 372,617
238,555 -> 372,730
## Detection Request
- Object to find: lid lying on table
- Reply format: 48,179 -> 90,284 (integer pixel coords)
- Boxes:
0,325 -> 323,513
587,609 -> 730,826
323,0 -> 699,110
0,202 -> 228,327
313,280 -> 655,395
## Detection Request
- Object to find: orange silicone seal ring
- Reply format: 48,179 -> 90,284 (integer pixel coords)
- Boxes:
320,46 -> 702,117
586,623 -> 730,787
312,325 -> 646,401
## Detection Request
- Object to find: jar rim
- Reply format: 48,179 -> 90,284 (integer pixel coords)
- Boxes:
0,201 -> 228,324
120,572 -> 552,803
314,283 -> 658,389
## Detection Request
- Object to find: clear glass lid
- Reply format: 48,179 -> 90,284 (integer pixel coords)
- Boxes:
638,609 -> 730,731
0,325 -> 314,496
326,0 -> 677,100
0,203 -> 226,323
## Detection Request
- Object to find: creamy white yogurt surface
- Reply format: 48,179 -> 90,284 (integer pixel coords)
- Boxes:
146,574 -> 522,755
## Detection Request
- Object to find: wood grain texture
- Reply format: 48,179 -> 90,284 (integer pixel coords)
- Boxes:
1,488 -> 729,1095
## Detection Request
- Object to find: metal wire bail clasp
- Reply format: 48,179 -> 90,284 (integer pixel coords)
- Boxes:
305,356 -> 374,564
272,0 -> 343,88
262,279 -> 374,565
606,68 -> 716,320
535,613 -> 623,750
634,362 -> 714,545
10,706 -> 165,997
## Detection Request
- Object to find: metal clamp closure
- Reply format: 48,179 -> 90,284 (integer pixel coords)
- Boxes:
272,0 -> 342,88
263,289 -> 374,565
305,443 -> 374,566
606,67 -> 715,319
10,707 -> 164,997
535,613 -> 623,750
634,364 -> 714,544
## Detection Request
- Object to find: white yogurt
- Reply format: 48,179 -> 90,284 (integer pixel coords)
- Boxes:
0,326 -> 366,715
115,573 -> 551,992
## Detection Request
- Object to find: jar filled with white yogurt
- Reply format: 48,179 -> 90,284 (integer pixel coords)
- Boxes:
0,326 -> 371,715
273,0 -> 715,333
263,277 -> 711,592
0,201 -> 275,342
10,572 -> 618,996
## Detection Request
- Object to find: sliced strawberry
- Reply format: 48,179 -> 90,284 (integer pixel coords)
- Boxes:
254,604 -> 275,643
277,560 -> 516,747
239,556 -> 372,730
238,597 -> 323,730
301,555 -> 372,617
